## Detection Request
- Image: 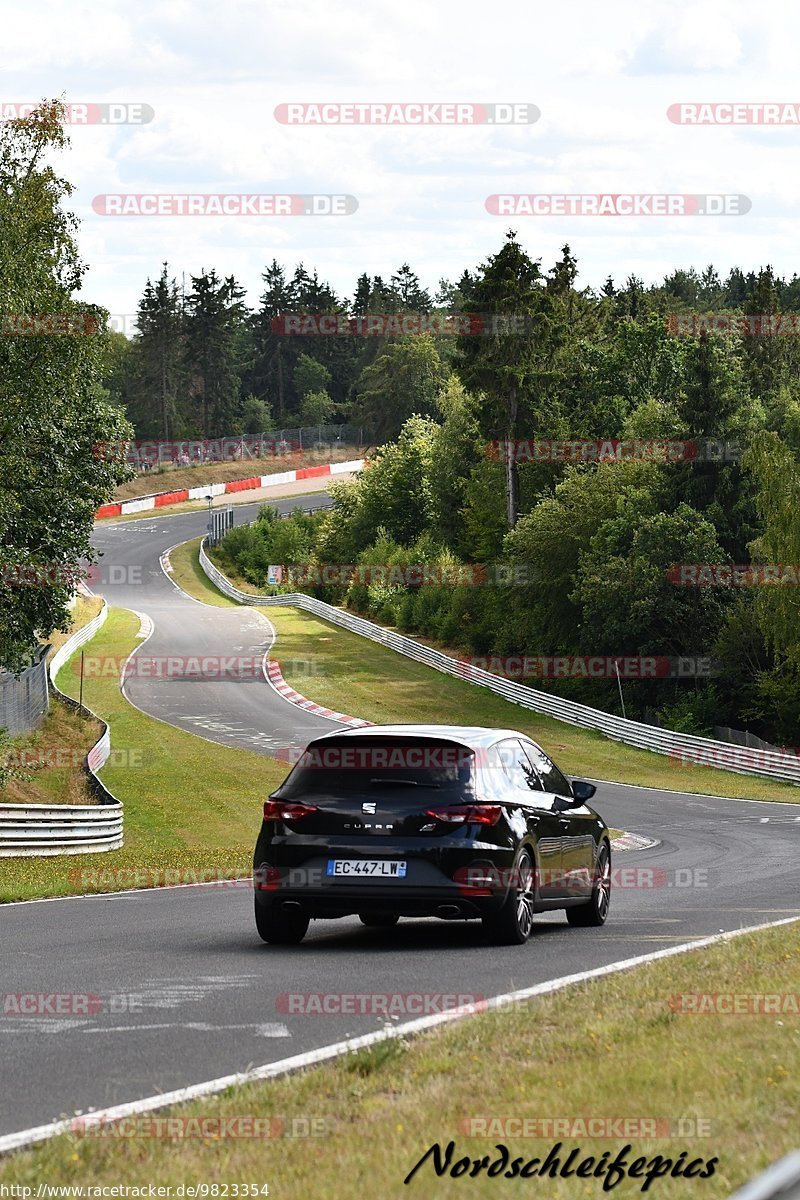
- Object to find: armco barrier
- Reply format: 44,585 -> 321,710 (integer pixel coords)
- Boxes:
728,1150 -> 800,1199
199,540 -> 800,786
0,601 -> 123,857
0,802 -> 124,857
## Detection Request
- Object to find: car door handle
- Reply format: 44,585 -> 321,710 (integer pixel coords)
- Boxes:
558,817 -> 571,827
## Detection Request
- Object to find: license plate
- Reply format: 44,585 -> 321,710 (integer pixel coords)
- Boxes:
326,859 -> 407,878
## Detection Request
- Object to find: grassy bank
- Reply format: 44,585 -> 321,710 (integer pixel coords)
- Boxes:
2,701 -> 102,807
114,445 -> 363,501
2,596 -> 105,807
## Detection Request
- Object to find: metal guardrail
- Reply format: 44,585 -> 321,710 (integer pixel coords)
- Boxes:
199,539 -> 800,786
277,501 -> 334,518
0,601 -> 124,857
48,601 -> 109,683
0,803 -> 124,857
728,1152 -> 800,1199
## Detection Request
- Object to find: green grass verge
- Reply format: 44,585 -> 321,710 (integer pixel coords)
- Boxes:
2,920 -> 798,1197
1,607 -> 285,902
171,537 -> 800,805
168,539 -> 240,608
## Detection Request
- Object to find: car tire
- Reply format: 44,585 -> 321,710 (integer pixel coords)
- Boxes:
255,899 -> 309,945
358,913 -> 400,927
566,842 -> 611,927
481,848 -> 536,945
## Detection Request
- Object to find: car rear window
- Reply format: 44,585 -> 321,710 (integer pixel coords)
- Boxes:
276,736 -> 477,799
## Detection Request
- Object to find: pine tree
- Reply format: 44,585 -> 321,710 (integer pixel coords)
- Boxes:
251,260 -> 296,419
128,264 -> 184,438
390,264 -> 431,311
184,269 -> 246,436
454,231 -> 554,528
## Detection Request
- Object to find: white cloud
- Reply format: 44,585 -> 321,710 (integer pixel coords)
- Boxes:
4,0 -> 798,313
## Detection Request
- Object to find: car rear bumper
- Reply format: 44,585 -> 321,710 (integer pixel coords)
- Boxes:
253,846 -> 513,918
254,884 -> 501,920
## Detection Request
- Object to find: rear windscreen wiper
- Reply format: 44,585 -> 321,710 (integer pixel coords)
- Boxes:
371,777 -> 443,787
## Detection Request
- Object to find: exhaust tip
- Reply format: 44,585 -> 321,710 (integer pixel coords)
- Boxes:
436,904 -> 464,920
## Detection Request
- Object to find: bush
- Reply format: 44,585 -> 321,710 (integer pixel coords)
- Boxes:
656,686 -> 723,736
219,508 -> 324,588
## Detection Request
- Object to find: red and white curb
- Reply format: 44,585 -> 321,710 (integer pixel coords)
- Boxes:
96,458 -> 364,520
86,742 -> 105,773
265,661 -> 372,728
610,831 -> 659,851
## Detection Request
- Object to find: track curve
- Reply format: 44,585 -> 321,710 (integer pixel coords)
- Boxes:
1,494 -> 798,1143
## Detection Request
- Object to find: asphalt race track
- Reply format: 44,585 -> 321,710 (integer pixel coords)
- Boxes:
91,496 -> 340,756
2,496 -> 799,1142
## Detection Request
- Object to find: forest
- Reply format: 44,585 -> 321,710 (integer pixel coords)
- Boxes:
114,237 -> 800,746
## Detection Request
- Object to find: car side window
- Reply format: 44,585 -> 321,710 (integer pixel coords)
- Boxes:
524,744 -> 573,798
515,742 -> 546,791
497,739 -> 543,791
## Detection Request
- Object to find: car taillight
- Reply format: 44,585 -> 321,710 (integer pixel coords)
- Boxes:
263,800 -> 318,821
452,865 -> 496,895
254,865 -> 282,891
425,804 -> 502,826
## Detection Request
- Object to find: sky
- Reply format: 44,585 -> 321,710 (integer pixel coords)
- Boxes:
4,0 -> 800,327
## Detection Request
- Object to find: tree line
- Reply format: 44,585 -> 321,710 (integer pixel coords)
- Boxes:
107,260 -> 458,440
110,247 -> 800,457
215,235 -> 800,746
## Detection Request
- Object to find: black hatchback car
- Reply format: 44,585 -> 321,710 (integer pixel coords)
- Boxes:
253,725 -> 611,945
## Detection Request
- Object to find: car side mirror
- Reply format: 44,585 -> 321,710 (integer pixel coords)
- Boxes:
571,780 -> 596,803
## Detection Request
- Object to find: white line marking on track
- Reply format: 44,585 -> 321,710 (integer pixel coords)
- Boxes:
1,913 -> 798,1156
587,776 -> 800,808
87,1023 -> 290,1037
0,880 -> 254,907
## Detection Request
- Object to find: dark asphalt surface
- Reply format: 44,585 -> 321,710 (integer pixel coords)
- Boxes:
90,495 -> 339,756
1,495 -> 799,1140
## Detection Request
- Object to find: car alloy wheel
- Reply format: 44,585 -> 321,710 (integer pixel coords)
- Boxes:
566,842 -> 611,927
482,848 -> 536,945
